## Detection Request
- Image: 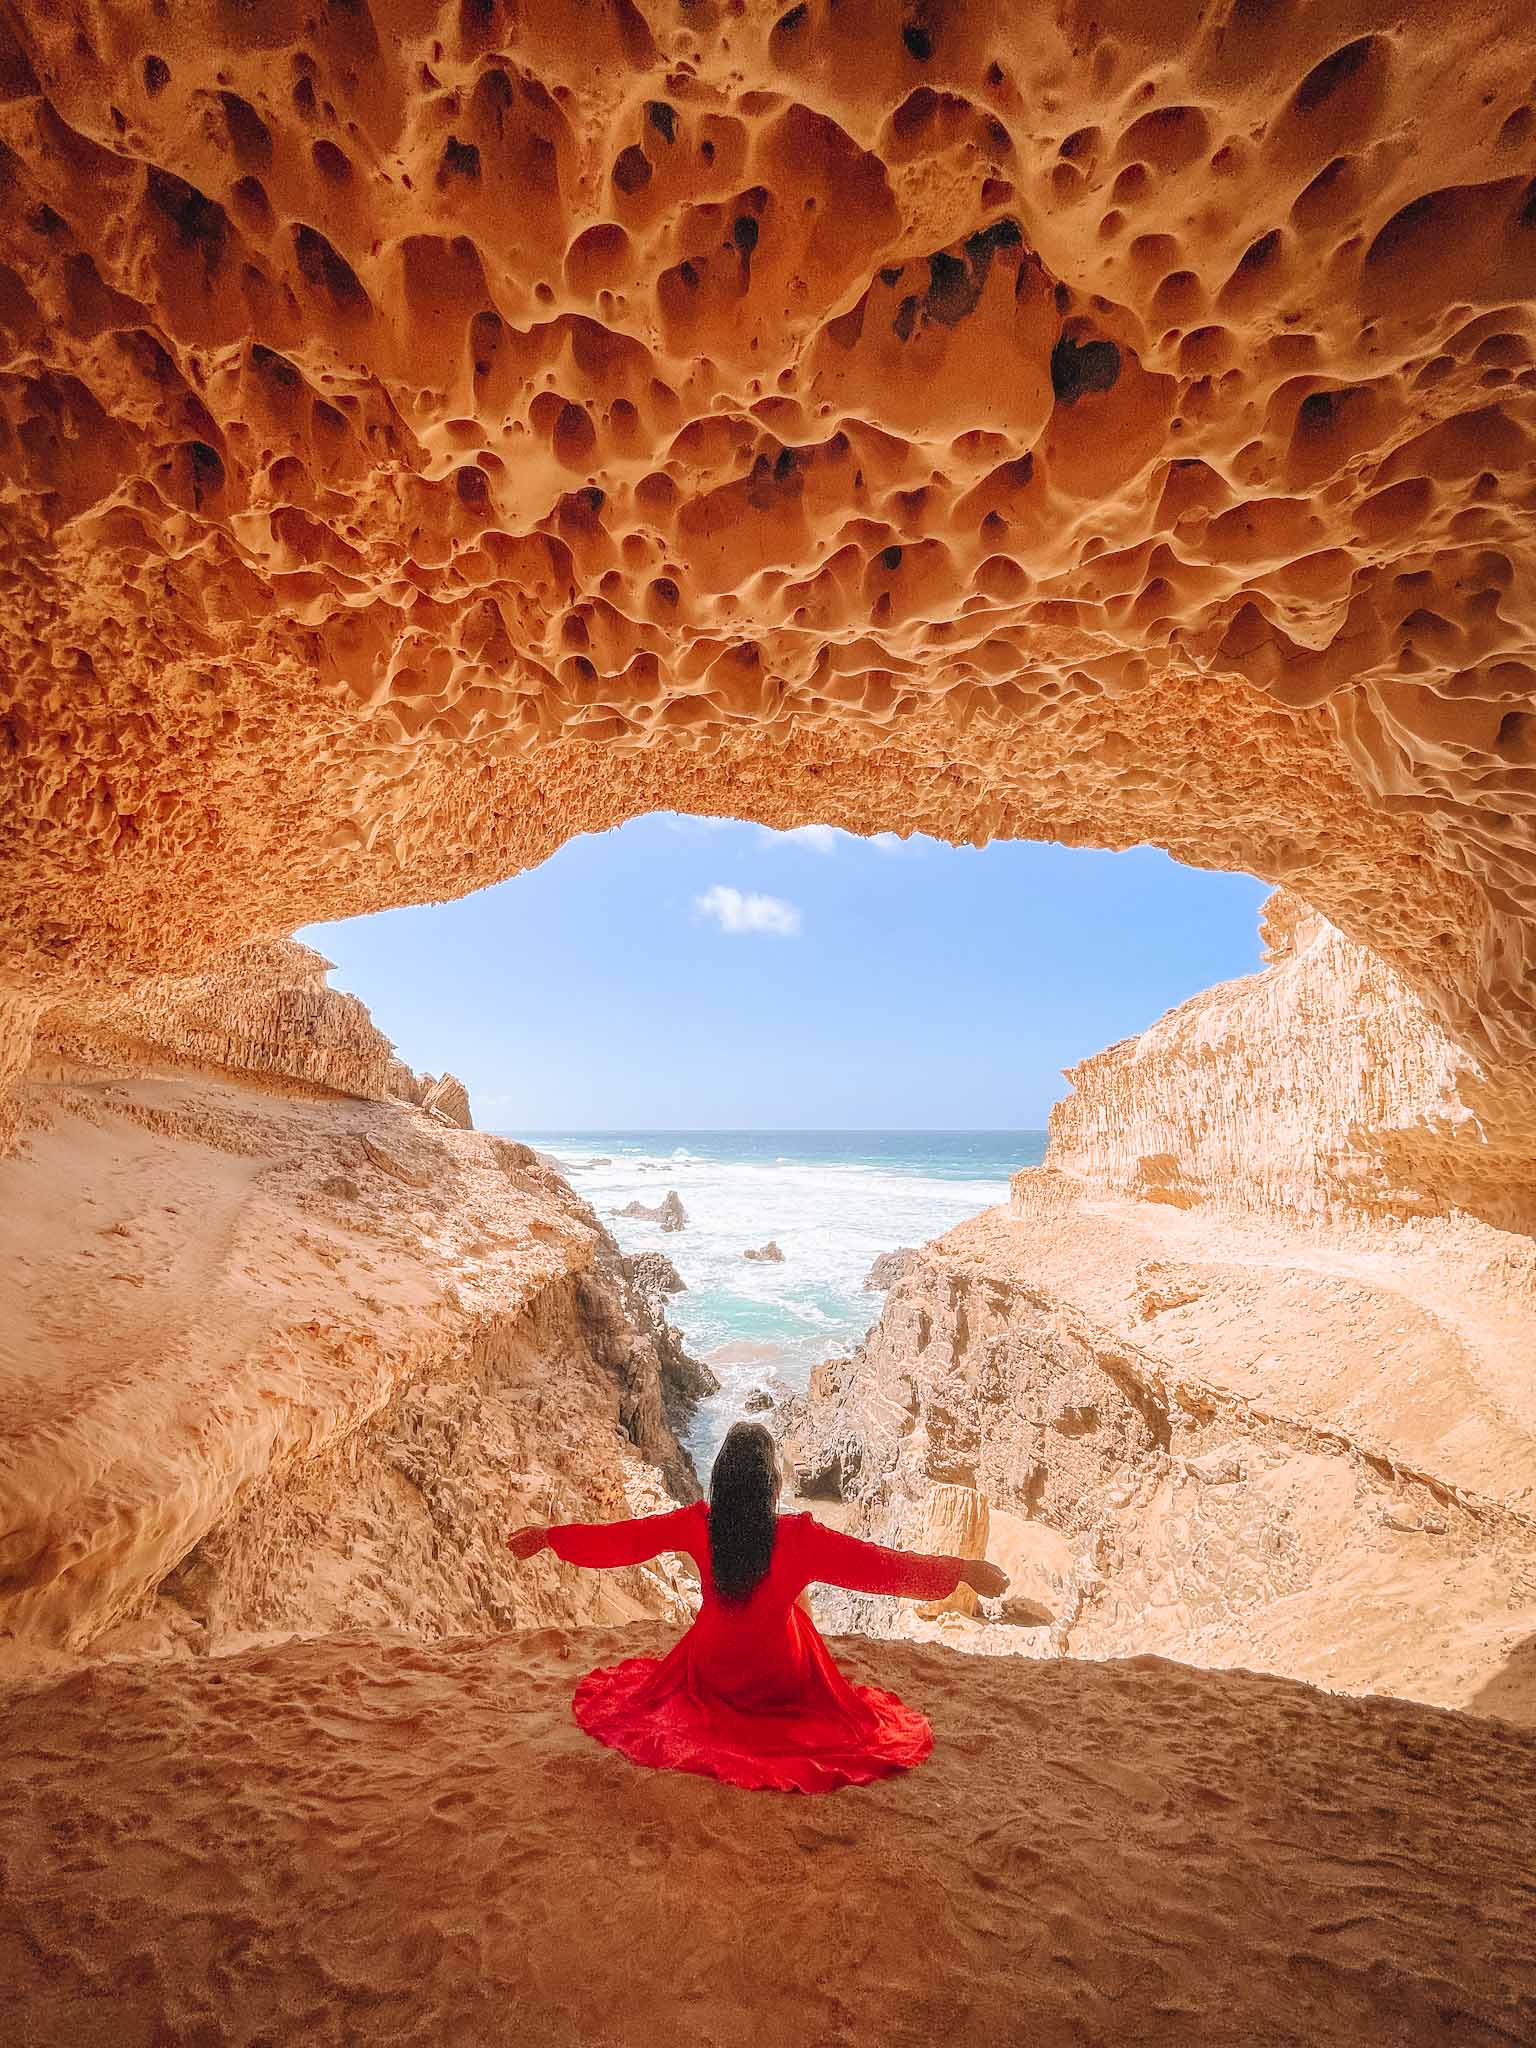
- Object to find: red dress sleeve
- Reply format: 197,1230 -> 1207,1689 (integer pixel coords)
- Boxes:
546,1503 -> 702,1569
793,1516 -> 966,1601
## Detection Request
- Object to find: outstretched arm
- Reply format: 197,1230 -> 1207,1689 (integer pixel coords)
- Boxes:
795,1519 -> 1002,1602
508,1503 -> 701,1570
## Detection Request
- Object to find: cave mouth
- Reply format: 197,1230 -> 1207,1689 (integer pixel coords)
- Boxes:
295,808 -> 1271,1469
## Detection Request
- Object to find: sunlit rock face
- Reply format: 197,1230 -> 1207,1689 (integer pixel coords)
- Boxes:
0,943 -> 711,1664
2,0 -> 1535,1118
1028,890 -> 1536,1230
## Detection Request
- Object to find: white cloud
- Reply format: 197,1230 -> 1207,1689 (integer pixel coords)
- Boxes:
758,823 -> 839,854
693,884 -> 802,937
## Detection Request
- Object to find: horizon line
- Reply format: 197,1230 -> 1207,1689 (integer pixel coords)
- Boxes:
499,1126 -> 1050,1136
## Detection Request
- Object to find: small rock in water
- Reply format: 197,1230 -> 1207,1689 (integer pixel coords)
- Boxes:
613,1189 -> 687,1232
744,1389 -> 775,1413
743,1240 -> 784,1262
863,1248 -> 918,1291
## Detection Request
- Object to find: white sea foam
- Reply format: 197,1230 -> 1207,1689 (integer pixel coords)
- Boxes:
516,1132 -> 1043,1472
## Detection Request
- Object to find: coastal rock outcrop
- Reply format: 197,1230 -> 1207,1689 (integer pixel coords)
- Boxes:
1030,892 -> 1536,1231
864,1248 -> 919,1291
615,1191 -> 687,1233
783,897 -> 1536,1714
743,1240 -> 784,1262
615,1250 -> 718,1436
783,1230 -> 1536,1710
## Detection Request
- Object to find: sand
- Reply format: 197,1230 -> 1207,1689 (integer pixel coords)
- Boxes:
1,1624 -> 1533,2047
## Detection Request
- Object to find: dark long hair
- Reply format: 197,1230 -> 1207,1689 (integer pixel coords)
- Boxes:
708,1421 -> 780,1604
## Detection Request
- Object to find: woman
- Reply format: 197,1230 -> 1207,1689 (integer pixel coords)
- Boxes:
507,1420 -> 1008,1794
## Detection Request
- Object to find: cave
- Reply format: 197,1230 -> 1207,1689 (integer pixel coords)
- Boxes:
2,3 -> 1535,2041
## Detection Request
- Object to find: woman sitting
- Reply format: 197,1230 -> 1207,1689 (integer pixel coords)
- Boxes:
507,1420 -> 1008,1795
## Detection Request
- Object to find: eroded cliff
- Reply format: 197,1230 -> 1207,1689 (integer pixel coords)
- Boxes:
0,945 -> 713,1668
1030,891 -> 1536,1230
782,898 -> 1536,1719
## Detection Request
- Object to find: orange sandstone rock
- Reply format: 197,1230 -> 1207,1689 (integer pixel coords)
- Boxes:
0,1 -> 1534,1154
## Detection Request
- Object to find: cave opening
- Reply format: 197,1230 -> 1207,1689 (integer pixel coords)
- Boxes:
296,809 -> 1270,1473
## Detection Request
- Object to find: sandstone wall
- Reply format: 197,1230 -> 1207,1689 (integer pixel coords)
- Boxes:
2,1 -> 1536,1196
780,1235 -> 1536,1714
0,951 -> 714,1667
1020,891 -> 1536,1230
33,939 -> 472,1123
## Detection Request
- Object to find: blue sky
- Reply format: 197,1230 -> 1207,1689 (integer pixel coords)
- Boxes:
301,815 -> 1269,1130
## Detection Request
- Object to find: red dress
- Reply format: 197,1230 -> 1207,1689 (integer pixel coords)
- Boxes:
546,1501 -> 965,1794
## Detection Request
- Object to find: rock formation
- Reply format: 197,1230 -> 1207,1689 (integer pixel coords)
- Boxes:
615,1190 -> 687,1232
0,947 -> 712,1668
783,897 -> 1536,1716
614,1248 -> 718,1434
1033,891 -> 1536,1231
1,0 -> 1536,1204
743,1239 -> 784,1262
784,1220 -> 1536,1709
863,1247 -> 919,1290
2,11 -> 1536,2023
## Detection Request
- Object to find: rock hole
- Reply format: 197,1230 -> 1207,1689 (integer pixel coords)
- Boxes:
219,93 -> 272,170
1293,36 -> 1375,113
1050,332 -> 1121,403
440,137 -> 480,180
312,140 -> 351,183
292,225 -> 370,315
612,145 -> 651,195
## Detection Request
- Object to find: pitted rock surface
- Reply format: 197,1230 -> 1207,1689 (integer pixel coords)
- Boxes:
1,1 -> 1535,1126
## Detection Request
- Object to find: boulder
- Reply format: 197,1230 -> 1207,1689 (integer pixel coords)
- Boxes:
418,1073 -> 473,1129
615,1191 -> 687,1233
863,1249 -> 918,1291
743,1241 -> 784,1262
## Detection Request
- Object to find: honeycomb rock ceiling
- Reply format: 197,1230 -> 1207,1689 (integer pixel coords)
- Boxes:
3,1 -> 1536,1072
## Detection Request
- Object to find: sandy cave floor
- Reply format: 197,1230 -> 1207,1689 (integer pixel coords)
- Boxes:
1,1625 -> 1533,2048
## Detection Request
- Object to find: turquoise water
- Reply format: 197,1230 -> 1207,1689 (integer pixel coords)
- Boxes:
510,1131 -> 1046,1470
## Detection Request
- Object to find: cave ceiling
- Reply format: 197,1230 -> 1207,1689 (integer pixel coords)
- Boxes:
1,0 -> 1535,1066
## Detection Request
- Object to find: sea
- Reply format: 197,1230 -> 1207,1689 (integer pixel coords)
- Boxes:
508,1131 -> 1047,1472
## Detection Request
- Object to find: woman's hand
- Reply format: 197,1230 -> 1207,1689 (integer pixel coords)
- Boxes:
506,1525 -> 550,1559
959,1558 -> 1009,1599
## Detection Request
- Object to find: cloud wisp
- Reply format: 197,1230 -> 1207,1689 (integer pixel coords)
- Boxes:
759,823 -> 839,853
693,884 -> 802,937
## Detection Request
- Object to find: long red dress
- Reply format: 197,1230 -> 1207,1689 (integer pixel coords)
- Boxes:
546,1501 -> 965,1794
